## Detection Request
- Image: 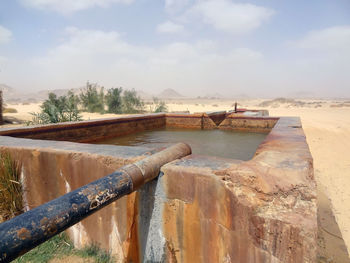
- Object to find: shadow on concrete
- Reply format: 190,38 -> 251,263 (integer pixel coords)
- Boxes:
137,174 -> 160,262
317,182 -> 350,263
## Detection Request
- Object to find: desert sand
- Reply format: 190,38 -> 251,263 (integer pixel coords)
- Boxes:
2,98 -> 350,261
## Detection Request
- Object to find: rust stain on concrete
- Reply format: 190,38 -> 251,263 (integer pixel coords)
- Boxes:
0,113 -> 317,262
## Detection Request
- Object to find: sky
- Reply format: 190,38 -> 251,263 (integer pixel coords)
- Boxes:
0,0 -> 349,98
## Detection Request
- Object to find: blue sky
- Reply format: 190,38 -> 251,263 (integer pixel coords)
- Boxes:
0,0 -> 349,97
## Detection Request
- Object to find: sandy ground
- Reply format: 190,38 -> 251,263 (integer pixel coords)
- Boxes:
2,99 -> 350,262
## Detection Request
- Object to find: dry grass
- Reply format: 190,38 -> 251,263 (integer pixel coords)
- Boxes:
3,108 -> 18,113
0,151 -> 23,221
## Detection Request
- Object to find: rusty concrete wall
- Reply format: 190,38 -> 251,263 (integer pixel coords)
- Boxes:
205,111 -> 227,126
0,113 -> 278,142
219,115 -> 279,132
153,117 -> 317,262
165,113 -> 204,129
165,113 -> 223,129
0,138 -> 161,262
0,114 -> 166,142
0,115 -> 317,262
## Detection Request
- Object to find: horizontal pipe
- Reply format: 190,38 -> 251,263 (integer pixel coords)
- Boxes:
0,143 -> 191,263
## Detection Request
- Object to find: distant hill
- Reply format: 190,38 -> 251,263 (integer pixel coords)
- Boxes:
158,89 -> 184,99
203,92 -> 224,99
0,84 -> 22,102
0,84 -> 17,98
0,83 -> 184,103
0,84 -> 15,94
0,84 -> 77,103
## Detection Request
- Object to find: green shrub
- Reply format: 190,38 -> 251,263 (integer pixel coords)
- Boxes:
152,97 -> 168,113
65,91 -> 81,122
0,151 -> 23,221
80,82 -> 105,113
105,87 -> 123,113
14,233 -> 114,263
28,92 -> 82,125
43,93 -> 66,122
3,108 -> 18,113
14,233 -> 73,263
122,89 -> 144,113
77,244 -> 114,263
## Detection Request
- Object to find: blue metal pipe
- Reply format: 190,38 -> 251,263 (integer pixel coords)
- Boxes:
0,142 -> 191,262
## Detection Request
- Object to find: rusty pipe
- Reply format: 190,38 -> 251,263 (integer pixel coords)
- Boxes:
0,143 -> 191,263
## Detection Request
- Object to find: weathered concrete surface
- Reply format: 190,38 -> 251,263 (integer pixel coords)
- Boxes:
219,114 -> 278,132
155,117 -> 317,262
0,113 -> 166,143
0,137 -> 156,259
0,143 -> 191,263
205,111 -> 227,126
0,113 -> 317,262
165,113 -> 204,129
0,112 -> 277,141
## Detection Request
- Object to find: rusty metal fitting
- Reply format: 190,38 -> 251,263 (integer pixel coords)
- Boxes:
133,142 -> 191,184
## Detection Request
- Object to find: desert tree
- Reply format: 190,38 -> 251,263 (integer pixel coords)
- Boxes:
79,82 -> 105,113
152,97 -> 168,113
122,89 -> 144,113
105,87 -> 123,114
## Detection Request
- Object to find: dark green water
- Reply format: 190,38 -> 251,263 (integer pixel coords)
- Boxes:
96,128 -> 268,161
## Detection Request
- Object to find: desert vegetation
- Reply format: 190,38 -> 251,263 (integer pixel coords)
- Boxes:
28,92 -> 81,125
79,83 -> 105,114
0,152 -> 113,262
105,87 -> 123,113
258,97 -> 325,108
27,82 -> 166,125
151,97 -> 168,113
13,233 -> 114,263
3,107 -> 18,113
0,151 -> 23,222
121,89 -> 144,113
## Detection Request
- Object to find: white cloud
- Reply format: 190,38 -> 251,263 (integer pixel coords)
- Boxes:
293,25 -> 350,52
156,21 -> 185,34
20,0 -> 134,14
0,25 -> 12,44
4,26 -> 349,97
185,0 -> 274,34
2,27 -> 266,96
164,0 -> 190,14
